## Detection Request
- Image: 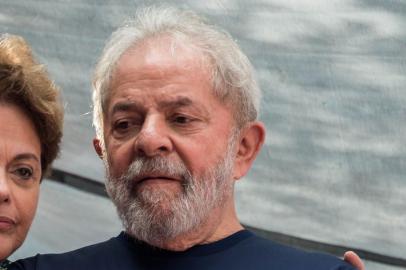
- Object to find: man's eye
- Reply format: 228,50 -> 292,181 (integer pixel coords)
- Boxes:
15,167 -> 33,180
172,115 -> 192,124
114,120 -> 130,131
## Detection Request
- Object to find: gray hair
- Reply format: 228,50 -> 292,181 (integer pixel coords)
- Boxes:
92,5 -> 261,147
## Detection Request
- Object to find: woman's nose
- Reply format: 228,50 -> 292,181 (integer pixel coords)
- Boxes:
0,171 -> 11,203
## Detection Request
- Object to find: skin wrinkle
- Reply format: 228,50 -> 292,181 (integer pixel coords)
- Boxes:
110,97 -> 208,116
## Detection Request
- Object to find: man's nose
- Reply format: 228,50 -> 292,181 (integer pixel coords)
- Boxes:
0,171 -> 11,203
134,115 -> 173,157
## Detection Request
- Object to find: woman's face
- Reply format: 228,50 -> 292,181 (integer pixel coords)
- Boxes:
0,103 -> 41,260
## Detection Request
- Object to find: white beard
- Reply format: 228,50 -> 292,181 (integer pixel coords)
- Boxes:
105,138 -> 236,247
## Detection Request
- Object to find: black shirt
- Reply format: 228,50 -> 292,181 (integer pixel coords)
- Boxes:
11,230 -> 356,270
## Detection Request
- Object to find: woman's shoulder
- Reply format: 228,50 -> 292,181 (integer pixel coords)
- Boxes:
0,260 -> 11,270
8,233 -> 128,270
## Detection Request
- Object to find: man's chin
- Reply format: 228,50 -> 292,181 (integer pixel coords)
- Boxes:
134,189 -> 179,209
135,181 -> 183,200
137,178 -> 183,189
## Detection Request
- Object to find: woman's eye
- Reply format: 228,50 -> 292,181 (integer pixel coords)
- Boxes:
15,167 -> 33,180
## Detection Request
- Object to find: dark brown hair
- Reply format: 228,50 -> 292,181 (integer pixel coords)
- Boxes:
0,34 -> 63,177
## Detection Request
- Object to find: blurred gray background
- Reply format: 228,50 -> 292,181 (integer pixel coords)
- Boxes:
1,0 -> 405,269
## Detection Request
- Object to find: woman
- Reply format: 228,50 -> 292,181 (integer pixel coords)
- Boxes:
0,34 -> 63,268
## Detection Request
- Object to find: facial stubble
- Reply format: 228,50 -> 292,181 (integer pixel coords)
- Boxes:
105,138 -> 236,247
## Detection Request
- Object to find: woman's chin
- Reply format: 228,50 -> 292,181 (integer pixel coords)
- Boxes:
0,235 -> 20,261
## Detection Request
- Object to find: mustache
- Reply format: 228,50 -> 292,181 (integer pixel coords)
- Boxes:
117,156 -> 192,186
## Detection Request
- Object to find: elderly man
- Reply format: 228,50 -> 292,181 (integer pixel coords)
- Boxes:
12,6 -> 364,270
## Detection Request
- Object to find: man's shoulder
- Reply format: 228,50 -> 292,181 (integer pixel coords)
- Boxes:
10,231 -> 356,270
11,232 -> 132,270
230,231 -> 356,270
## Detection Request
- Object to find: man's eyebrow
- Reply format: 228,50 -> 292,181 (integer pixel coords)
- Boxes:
110,97 -> 207,114
158,97 -> 193,109
13,153 -> 40,163
111,101 -> 142,115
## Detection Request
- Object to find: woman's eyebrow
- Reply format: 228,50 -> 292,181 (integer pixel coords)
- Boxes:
13,153 -> 40,163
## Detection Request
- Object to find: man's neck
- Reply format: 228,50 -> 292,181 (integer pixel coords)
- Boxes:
152,200 -> 243,251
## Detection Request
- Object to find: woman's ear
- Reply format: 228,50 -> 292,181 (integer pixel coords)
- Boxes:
233,121 -> 266,180
93,138 -> 104,159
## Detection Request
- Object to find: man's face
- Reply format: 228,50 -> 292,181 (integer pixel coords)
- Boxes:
101,38 -> 238,245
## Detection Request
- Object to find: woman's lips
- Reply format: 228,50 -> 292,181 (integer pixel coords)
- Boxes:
0,216 -> 16,231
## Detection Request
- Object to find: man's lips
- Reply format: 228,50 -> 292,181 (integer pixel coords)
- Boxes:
0,216 -> 16,231
134,174 -> 182,184
138,176 -> 179,183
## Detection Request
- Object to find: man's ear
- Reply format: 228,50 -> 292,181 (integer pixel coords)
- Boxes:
233,121 -> 266,180
93,138 -> 104,159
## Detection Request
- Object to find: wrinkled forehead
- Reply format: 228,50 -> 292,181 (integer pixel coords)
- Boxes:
100,34 -> 240,128
104,35 -> 215,105
117,35 -> 211,79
